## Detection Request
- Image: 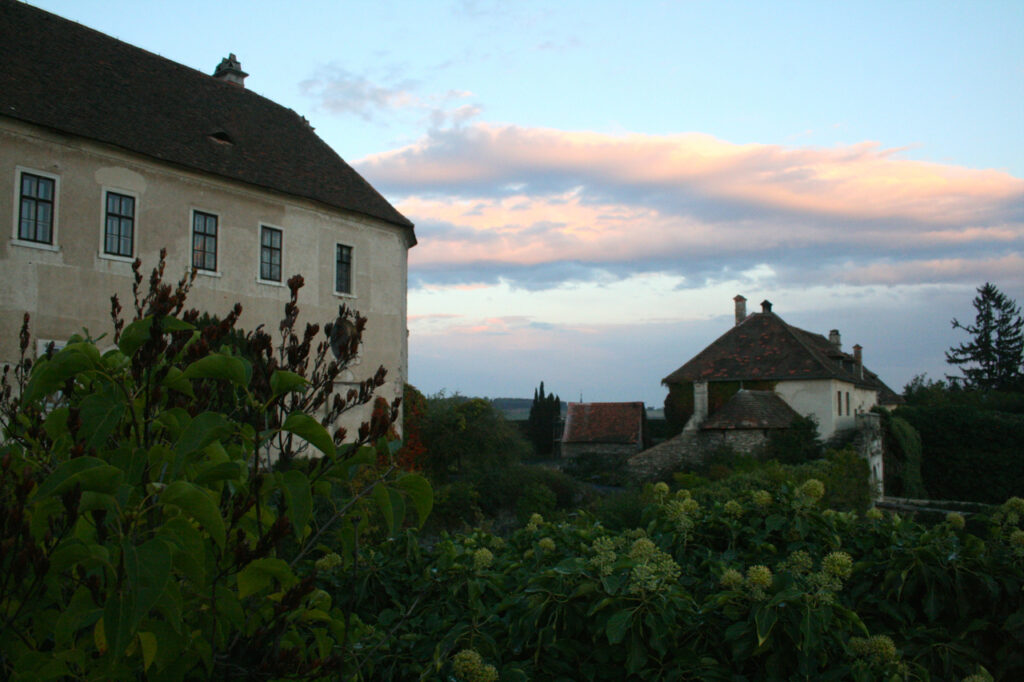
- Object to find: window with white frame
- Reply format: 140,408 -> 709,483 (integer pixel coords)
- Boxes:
192,210 -> 218,271
259,225 -> 282,282
18,171 -> 56,244
104,191 -> 135,257
335,243 -> 353,295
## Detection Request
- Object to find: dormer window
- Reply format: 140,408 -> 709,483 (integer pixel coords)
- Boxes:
208,131 -> 233,145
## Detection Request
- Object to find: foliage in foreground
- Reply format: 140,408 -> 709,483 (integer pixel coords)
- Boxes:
349,487 -> 1024,681
0,259 -> 431,680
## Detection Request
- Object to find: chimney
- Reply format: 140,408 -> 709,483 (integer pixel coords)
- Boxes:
853,344 -> 863,378
829,329 -> 841,349
213,53 -> 248,87
733,295 -> 747,326
760,299 -> 772,314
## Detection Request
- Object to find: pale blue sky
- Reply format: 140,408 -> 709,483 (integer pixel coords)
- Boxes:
31,1 -> 1024,404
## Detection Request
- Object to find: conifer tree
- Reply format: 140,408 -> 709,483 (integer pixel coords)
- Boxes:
528,381 -> 561,457
946,282 -> 1024,391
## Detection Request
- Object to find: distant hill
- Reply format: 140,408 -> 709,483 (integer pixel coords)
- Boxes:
490,397 -> 663,421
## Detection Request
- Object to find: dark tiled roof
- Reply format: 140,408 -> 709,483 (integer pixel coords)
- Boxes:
0,0 -> 414,237
701,390 -> 800,430
562,402 -> 645,444
662,311 -> 901,400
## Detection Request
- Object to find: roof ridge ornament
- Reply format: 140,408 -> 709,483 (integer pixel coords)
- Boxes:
213,53 -> 248,87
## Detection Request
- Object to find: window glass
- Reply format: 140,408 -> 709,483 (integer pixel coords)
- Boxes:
260,226 -> 282,282
192,211 -> 218,271
18,172 -> 55,243
104,192 -> 135,257
335,244 -> 353,294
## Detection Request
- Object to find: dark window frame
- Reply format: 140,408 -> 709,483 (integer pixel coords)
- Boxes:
18,171 -> 56,244
192,210 -> 218,272
335,243 -> 353,295
259,225 -> 283,283
103,191 -> 135,257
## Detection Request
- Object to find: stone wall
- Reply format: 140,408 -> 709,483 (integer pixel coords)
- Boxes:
562,442 -> 638,461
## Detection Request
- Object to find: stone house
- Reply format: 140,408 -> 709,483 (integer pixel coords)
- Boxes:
0,1 -> 415,431
560,402 -> 649,461
630,296 -> 896,489
662,296 -> 900,441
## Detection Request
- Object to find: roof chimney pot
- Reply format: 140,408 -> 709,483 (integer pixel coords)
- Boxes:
733,295 -> 747,326
829,329 -> 841,349
213,53 -> 248,87
760,300 -> 772,314
853,344 -> 863,378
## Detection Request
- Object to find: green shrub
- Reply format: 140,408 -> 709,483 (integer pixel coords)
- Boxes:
897,404 -> 1024,502
0,259 -> 431,680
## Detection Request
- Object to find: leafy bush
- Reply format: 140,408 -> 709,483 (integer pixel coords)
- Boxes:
759,414 -> 823,464
341,485 -> 1024,680
897,404 -> 1024,502
0,257 -> 431,680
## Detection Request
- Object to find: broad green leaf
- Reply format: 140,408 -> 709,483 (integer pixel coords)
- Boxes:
173,412 -> 232,458
373,484 -> 395,535
118,318 -> 153,357
395,473 -> 433,527
606,609 -> 633,644
23,345 -> 97,403
79,385 -> 125,451
159,516 -> 206,587
162,481 -> 226,548
270,370 -> 308,397
138,632 -> 157,672
193,461 -> 242,485
161,366 -> 195,398
237,558 -> 298,599
389,487 -> 406,533
124,539 -> 172,630
34,457 -> 123,498
282,412 -> 335,458
755,607 -> 777,648
280,469 -> 313,537
43,406 -> 70,443
182,353 -> 246,387
119,316 -> 195,357
103,593 -> 133,659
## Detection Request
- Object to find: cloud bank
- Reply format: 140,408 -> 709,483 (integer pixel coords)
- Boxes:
357,125 -> 1024,291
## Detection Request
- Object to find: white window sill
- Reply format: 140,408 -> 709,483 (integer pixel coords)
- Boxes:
195,268 -> 222,278
11,239 -> 59,252
334,291 -> 357,300
256,277 -> 285,288
98,252 -> 135,264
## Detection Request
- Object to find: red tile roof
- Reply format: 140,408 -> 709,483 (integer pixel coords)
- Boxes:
662,310 -> 900,403
701,390 -> 800,430
561,402 -> 645,444
0,0 -> 414,237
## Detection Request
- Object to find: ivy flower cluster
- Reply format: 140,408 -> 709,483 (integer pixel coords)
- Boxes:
793,478 -> 825,509
745,565 -> 773,600
848,634 -> 899,666
723,500 -> 744,519
946,512 -> 966,530
473,548 -> 494,571
525,513 -> 544,531
452,649 -> 499,682
663,493 -> 701,539
627,537 -> 681,595
752,489 -> 773,509
314,552 -> 343,572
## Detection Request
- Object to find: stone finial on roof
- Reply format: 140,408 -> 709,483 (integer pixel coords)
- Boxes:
760,300 -> 772,313
213,53 -> 248,87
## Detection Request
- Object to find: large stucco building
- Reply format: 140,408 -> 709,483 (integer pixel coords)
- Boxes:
0,1 -> 415,429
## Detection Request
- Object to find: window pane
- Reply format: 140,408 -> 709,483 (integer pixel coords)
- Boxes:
37,177 -> 53,200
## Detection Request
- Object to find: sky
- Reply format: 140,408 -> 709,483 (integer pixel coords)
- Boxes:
32,0 -> 1024,405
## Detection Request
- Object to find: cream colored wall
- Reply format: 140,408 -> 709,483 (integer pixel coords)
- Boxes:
1,119 -> 411,435
774,378 -> 878,440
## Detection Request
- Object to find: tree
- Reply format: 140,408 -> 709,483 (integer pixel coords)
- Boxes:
946,283 -> 1024,391
527,381 -> 561,457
